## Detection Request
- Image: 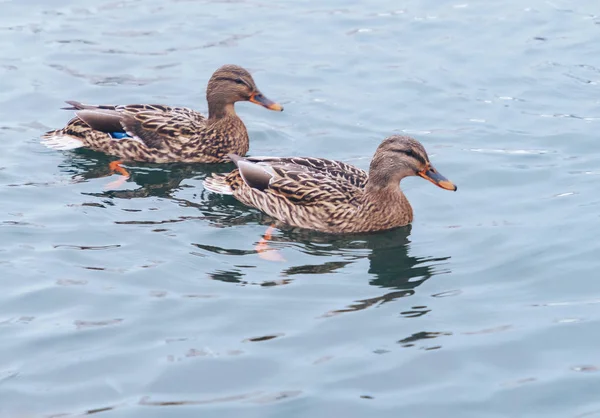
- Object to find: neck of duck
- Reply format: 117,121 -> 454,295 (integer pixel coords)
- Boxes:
364,166 -> 413,220
207,93 -> 238,120
365,172 -> 406,200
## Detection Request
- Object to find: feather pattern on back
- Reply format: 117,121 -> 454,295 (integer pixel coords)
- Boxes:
42,102 -> 246,163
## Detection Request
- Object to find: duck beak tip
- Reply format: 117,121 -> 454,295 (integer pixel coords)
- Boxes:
419,168 -> 457,191
249,92 -> 283,112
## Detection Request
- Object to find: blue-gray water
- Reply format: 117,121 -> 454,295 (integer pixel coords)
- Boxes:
2,0 -> 600,417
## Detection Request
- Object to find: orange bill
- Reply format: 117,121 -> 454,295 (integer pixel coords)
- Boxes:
418,166 -> 457,191
249,92 -> 283,111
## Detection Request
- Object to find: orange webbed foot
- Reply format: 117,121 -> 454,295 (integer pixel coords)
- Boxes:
105,161 -> 130,190
256,225 -> 286,262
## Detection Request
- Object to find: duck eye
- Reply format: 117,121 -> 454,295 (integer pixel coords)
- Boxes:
234,78 -> 246,86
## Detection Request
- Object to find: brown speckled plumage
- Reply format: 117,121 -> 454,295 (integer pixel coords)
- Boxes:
204,135 -> 457,234
41,65 -> 282,163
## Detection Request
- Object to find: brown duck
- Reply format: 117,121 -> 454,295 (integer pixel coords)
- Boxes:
41,64 -> 283,183
204,135 -> 457,235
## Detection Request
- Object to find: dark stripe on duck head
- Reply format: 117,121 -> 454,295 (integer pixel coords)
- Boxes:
391,148 -> 428,165
212,76 -> 252,89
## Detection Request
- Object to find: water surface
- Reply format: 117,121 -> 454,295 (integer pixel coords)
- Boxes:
2,0 -> 600,417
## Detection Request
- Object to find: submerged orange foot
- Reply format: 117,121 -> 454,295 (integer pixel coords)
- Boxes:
105,160 -> 130,190
256,225 -> 286,262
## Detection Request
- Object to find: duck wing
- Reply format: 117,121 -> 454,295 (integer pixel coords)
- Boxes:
230,154 -> 368,206
65,101 -> 206,150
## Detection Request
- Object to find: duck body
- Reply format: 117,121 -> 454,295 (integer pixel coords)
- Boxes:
206,155 -> 415,234
43,102 -> 249,163
41,65 -> 283,163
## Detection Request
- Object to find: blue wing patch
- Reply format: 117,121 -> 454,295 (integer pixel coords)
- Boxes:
110,132 -> 130,139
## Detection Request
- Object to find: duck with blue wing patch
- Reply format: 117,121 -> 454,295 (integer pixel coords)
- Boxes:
41,64 -> 283,187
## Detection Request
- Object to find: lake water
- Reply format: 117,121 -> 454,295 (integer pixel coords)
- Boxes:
2,0 -> 600,416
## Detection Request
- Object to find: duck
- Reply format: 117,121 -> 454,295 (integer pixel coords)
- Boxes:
41,64 -> 283,184
203,135 -> 457,235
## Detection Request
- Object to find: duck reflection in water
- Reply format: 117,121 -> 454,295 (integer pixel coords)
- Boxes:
56,148 -> 232,200
200,219 -> 451,316
315,225 -> 451,316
